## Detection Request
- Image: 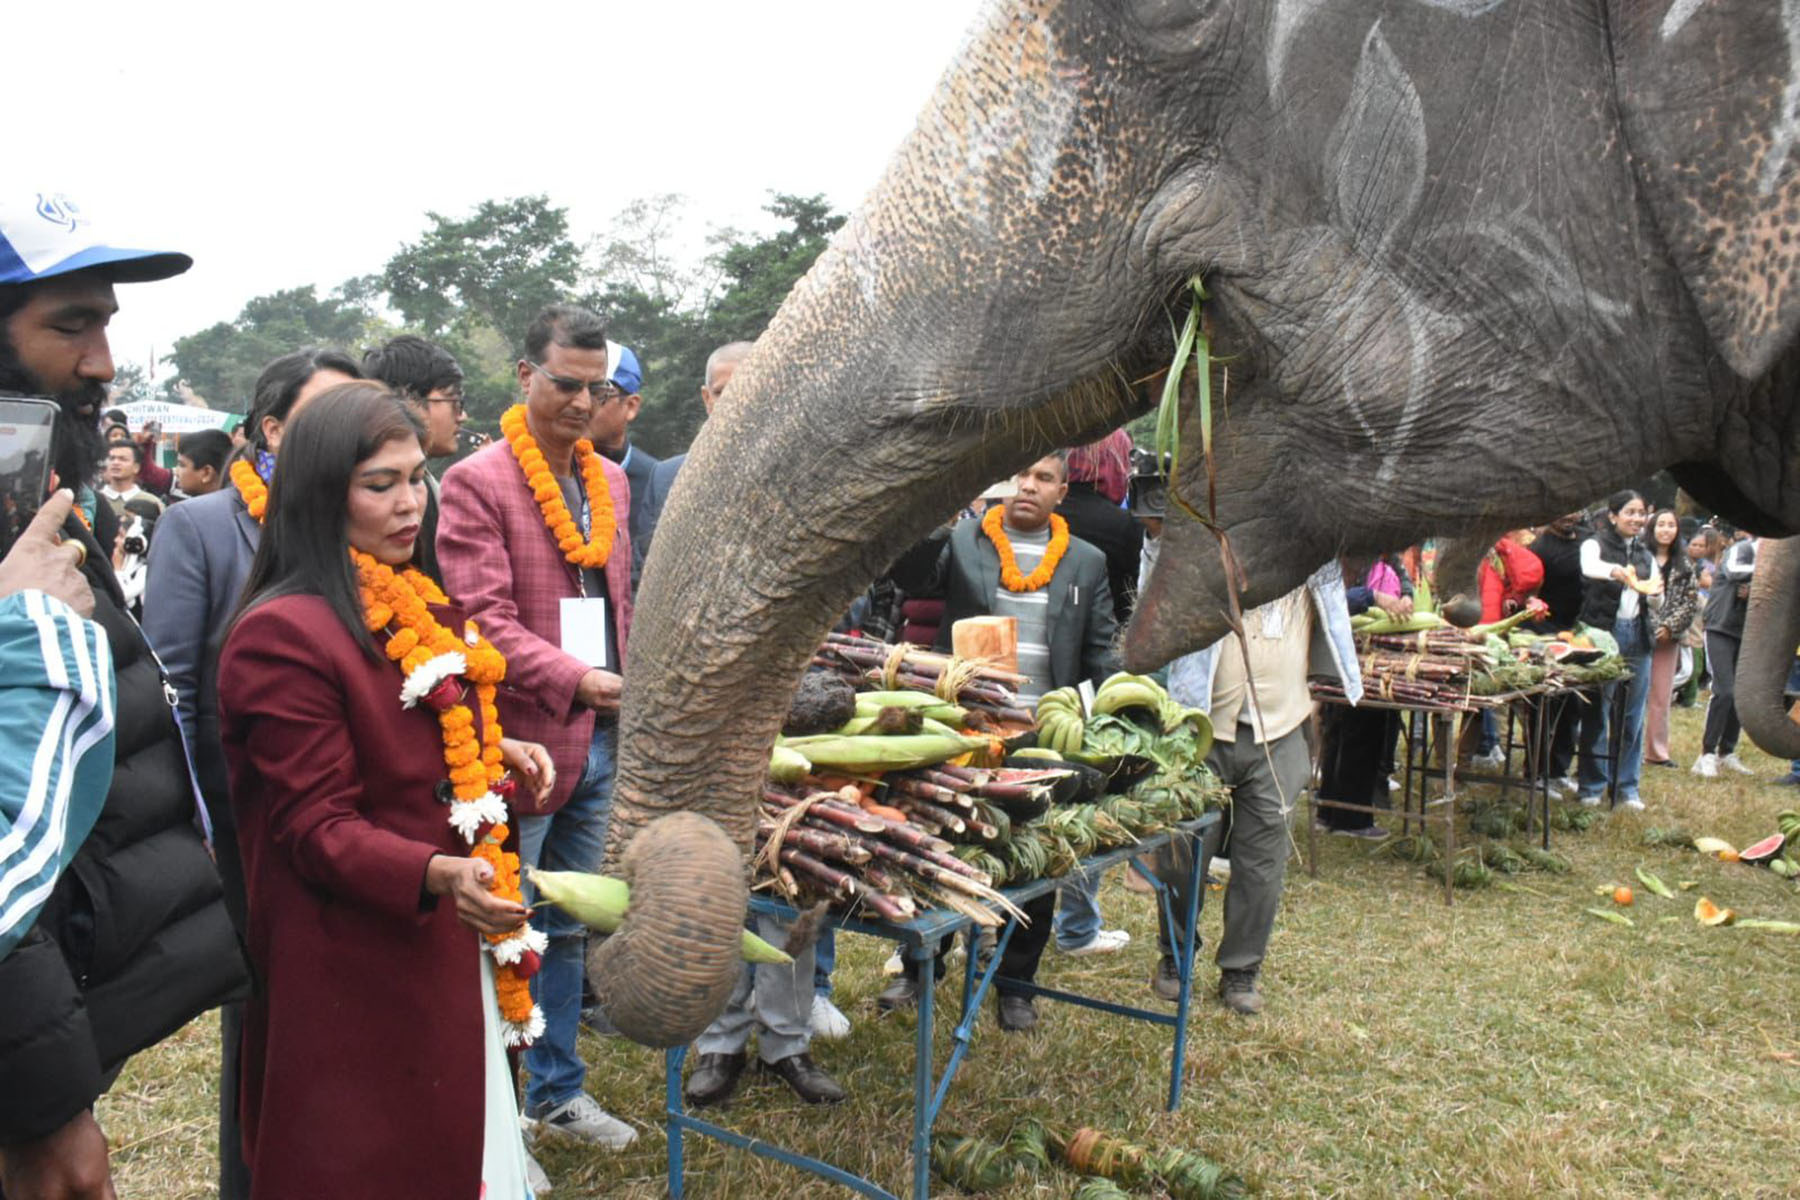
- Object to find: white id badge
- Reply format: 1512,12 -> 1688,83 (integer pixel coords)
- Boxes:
559,597 -> 611,668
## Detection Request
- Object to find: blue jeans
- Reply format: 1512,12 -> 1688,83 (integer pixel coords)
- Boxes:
1053,872 -> 1103,950
812,928 -> 836,997
1577,617 -> 1652,802
518,720 -> 616,1114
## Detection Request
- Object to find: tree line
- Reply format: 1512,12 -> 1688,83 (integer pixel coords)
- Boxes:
133,193 -> 844,460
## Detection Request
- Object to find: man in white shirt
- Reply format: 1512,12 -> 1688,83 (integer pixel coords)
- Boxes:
98,442 -> 162,521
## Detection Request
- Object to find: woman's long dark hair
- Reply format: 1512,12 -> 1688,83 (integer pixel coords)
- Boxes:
231,382 -> 424,660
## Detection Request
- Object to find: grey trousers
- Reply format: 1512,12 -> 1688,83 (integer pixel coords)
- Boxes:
693,913 -> 815,1064
1153,724 -> 1311,974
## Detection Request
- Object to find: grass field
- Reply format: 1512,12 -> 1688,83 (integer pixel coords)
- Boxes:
96,706 -> 1800,1198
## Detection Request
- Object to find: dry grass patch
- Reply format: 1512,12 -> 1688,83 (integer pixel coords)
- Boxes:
102,707 -> 1799,1196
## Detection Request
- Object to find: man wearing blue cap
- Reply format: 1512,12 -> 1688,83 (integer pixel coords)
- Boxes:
0,193 -> 248,1198
586,340 -> 660,595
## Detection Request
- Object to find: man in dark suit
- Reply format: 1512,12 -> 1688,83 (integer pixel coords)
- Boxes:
877,450 -> 1119,1030
586,340 -> 659,596
641,339 -> 752,558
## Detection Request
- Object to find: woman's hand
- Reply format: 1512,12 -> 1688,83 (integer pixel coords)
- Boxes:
1655,626 -> 1672,645
500,738 -> 556,807
425,854 -> 529,936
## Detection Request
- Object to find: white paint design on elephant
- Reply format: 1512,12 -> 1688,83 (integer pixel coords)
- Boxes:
1659,0 -> 1708,38
949,18 -> 1079,233
1325,22 -> 1426,257
1269,0 -> 1509,99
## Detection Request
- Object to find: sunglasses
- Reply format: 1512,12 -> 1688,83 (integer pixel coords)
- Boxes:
526,360 -> 623,401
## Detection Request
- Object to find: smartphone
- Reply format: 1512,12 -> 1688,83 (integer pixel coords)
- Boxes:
0,397 -> 59,561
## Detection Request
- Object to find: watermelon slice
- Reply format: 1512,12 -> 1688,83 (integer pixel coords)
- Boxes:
1739,833 -> 1787,864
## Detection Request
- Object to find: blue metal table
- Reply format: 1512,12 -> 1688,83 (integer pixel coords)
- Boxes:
663,813 -> 1219,1199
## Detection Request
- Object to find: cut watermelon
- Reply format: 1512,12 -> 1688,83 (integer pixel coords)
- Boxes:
1739,833 -> 1787,864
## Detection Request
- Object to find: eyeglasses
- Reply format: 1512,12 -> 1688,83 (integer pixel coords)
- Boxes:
525,360 -> 622,401
425,393 -> 466,416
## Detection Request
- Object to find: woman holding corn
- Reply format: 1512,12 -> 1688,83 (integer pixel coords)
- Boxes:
218,384 -> 555,1199
1574,490 -> 1657,810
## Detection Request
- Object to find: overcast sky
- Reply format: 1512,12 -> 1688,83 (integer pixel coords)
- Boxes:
14,0 -> 983,377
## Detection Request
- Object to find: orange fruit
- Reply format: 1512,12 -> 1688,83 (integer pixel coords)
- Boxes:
1718,849 -> 1740,862
1613,886 -> 1634,906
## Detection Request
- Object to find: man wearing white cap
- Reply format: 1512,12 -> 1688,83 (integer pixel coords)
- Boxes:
0,193 -> 249,1199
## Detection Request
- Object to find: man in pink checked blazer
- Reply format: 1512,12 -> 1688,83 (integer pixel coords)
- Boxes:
437,304 -> 638,1161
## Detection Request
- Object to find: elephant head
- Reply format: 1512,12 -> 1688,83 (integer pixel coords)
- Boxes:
591,0 -> 1800,1044
1735,536 -> 1800,759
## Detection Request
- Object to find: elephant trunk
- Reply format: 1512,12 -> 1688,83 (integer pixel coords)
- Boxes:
1734,536 -> 1800,760
588,5 -> 1157,1044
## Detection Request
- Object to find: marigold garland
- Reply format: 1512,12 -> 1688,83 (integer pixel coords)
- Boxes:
351,548 -> 546,1046
499,404 -> 615,569
982,505 -> 1070,592
230,459 -> 269,522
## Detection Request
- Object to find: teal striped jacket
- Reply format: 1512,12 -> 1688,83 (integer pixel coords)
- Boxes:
0,589 -> 116,960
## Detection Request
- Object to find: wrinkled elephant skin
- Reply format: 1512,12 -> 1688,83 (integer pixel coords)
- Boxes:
595,0 -> 1800,1042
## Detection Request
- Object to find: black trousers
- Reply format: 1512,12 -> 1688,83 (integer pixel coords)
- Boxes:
1316,705 -> 1395,830
907,890 -> 1057,997
1702,632 -> 1742,755
1522,692 -> 1580,781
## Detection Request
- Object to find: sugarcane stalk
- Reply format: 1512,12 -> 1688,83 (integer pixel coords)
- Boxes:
758,820 -> 873,865
889,795 -> 968,835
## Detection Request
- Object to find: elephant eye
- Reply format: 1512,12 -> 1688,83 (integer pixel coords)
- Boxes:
1121,0 -> 1217,55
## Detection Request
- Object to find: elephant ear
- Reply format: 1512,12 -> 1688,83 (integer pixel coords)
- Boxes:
1616,1 -> 1800,379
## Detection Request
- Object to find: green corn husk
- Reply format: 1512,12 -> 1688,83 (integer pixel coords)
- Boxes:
930,1135 -> 1020,1193
1374,833 -> 1438,864
1074,1179 -> 1134,1200
1058,1127 -> 1157,1187
1147,1148 -> 1250,1200
1479,843 -> 1529,874
1426,856 -> 1494,889
1042,830 -> 1082,879
776,732 -> 987,772
1046,807 -> 1100,859
1642,826 -> 1696,849
1552,805 -> 1602,833
769,743 -> 813,784
953,844 -> 1010,888
1518,846 -> 1572,874
1004,828 -> 1052,882
1005,1119 -> 1052,1174
1468,805 -> 1527,839
1099,794 -> 1161,837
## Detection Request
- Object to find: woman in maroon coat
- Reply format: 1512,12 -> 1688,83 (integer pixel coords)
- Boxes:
219,384 -> 554,1199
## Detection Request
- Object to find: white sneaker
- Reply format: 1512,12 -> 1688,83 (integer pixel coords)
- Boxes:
1692,753 -> 1720,780
1719,753 -> 1755,776
1472,748 -> 1505,769
532,1093 -> 637,1150
809,994 -> 852,1040
1059,928 -> 1131,956
526,1149 -> 553,1195
1619,795 -> 1646,812
1387,777 -> 1401,792
882,949 -> 904,976
1578,792 -> 1603,808
1208,857 -> 1232,885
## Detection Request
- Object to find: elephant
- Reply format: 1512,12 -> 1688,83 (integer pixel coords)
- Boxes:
589,0 -> 1800,1045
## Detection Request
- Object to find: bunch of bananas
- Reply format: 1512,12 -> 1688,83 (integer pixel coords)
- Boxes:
1035,687 -> 1088,755
1090,672 -> 1182,730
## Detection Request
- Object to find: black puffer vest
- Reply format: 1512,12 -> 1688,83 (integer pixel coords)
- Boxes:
1578,526 -> 1654,647
2,514 -> 250,1141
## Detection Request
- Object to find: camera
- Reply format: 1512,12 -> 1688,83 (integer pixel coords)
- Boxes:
122,533 -> 148,557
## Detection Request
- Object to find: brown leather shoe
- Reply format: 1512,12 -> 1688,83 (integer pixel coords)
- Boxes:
683,1051 -> 747,1108
762,1052 -> 847,1104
